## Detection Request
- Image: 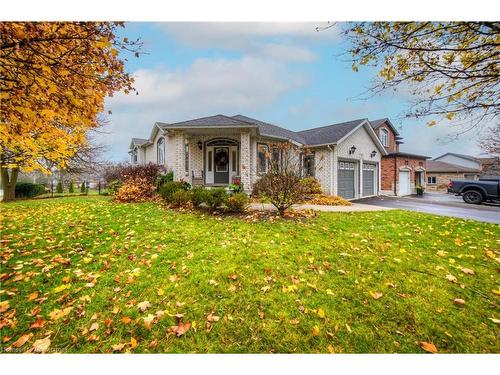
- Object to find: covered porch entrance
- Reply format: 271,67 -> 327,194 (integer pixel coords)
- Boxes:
204,138 -> 239,185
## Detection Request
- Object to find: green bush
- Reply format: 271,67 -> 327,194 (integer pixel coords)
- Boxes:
159,181 -> 186,202
169,189 -> 192,207
107,180 -> 122,195
68,181 -> 75,194
191,186 -> 209,207
80,182 -> 86,193
205,188 -> 228,209
226,192 -> 250,212
157,171 -> 174,187
56,181 -> 64,194
15,182 -> 46,198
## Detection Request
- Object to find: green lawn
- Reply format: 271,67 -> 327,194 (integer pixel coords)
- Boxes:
1,197 -> 498,353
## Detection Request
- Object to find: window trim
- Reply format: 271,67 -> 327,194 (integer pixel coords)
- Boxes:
380,129 -> 389,147
157,137 -> 165,165
257,143 -> 269,174
184,143 -> 189,173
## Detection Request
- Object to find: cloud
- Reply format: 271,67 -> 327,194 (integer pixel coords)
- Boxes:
158,22 -> 339,62
101,56 -> 308,161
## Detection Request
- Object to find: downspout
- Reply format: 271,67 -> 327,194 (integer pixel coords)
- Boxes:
327,145 -> 334,195
393,156 -> 397,196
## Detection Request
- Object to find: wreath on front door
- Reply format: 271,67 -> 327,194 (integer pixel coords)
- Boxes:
215,150 -> 228,167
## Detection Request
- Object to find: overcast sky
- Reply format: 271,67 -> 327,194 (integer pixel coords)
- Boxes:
101,22 -> 486,162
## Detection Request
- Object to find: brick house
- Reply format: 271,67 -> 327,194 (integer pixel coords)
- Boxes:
129,114 -> 388,199
426,155 -> 482,192
370,118 -> 430,196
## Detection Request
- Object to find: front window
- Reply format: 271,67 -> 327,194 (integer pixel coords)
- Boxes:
303,153 -> 315,177
157,137 -> 165,165
427,176 -> 436,184
257,144 -> 269,174
380,129 -> 388,147
185,143 -> 189,173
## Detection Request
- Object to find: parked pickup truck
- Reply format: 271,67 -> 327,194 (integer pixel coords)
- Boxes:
449,177 -> 500,204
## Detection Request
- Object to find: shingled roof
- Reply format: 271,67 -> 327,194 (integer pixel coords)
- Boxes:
157,114 -> 257,129
297,119 -> 367,146
370,118 -> 400,136
231,115 -> 306,144
427,160 -> 481,173
131,138 -> 148,146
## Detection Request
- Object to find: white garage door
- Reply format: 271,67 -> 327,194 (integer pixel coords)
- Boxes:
399,170 -> 411,196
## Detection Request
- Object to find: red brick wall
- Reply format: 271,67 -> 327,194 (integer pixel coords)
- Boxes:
381,155 -> 428,191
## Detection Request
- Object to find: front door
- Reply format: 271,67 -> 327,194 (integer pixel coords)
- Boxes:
214,147 -> 230,184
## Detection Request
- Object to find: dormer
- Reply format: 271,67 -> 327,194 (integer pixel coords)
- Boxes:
370,118 -> 402,153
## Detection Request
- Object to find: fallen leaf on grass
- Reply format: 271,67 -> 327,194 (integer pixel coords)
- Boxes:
28,292 -> 39,301
112,343 -> 127,352
419,341 -> 438,353
317,308 -> 326,319
121,316 -> 132,324
227,274 -> 238,280
53,284 -> 71,293
461,268 -> 475,275
89,322 -> 99,332
369,291 -> 383,300
143,314 -> 155,330
206,313 -> 220,322
49,307 -> 73,320
168,321 -> 191,337
488,318 -> 500,324
12,333 -> 32,348
445,274 -> 457,283
312,325 -> 320,336
327,345 -> 335,353
130,337 -> 138,349
453,298 -> 465,305
30,318 -> 46,329
137,301 -> 151,312
0,301 -> 10,313
33,337 -> 51,353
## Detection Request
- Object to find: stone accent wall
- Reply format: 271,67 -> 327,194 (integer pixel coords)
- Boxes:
172,131 -> 186,182
426,172 -> 464,192
240,131 -> 251,191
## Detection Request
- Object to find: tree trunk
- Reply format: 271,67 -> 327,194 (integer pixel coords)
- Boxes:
1,167 -> 19,202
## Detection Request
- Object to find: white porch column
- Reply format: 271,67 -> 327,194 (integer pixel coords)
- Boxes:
173,130 -> 186,181
240,131 -> 251,192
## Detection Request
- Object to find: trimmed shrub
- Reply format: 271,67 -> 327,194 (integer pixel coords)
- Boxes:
114,178 -> 156,203
158,181 -> 186,202
191,186 -> 209,207
103,163 -> 165,186
169,190 -> 192,208
15,182 -> 45,198
80,182 -> 86,193
56,181 -> 63,194
226,192 -> 250,212
205,188 -> 228,209
300,177 -> 323,195
68,181 -> 75,194
157,171 -> 174,187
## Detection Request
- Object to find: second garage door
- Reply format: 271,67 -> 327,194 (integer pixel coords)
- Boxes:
338,161 -> 356,199
362,163 -> 376,196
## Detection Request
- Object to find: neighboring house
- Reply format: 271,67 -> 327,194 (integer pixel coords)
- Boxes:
370,118 -> 430,196
426,160 -> 481,192
433,153 -> 482,170
129,114 -> 388,200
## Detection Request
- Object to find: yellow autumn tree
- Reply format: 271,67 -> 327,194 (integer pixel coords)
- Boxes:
0,22 -> 141,201
341,22 -> 499,130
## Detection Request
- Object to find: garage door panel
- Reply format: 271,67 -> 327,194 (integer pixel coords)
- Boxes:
399,170 -> 410,196
362,163 -> 376,197
338,161 -> 356,199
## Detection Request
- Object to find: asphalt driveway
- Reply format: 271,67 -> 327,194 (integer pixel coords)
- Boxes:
357,192 -> 500,224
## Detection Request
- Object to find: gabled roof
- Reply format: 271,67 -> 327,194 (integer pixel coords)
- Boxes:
370,118 -> 400,136
232,115 -> 306,144
131,138 -> 148,146
297,119 -> 367,145
427,160 -> 481,173
157,114 -> 257,129
434,153 -> 480,162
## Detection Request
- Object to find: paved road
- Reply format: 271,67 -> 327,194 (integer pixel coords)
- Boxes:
357,193 -> 500,224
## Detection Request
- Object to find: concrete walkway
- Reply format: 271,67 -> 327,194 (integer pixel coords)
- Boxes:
249,202 -> 393,212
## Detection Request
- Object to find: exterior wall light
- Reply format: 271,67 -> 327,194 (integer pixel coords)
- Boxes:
197,141 -> 203,150
370,150 -> 377,158
349,145 -> 357,155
